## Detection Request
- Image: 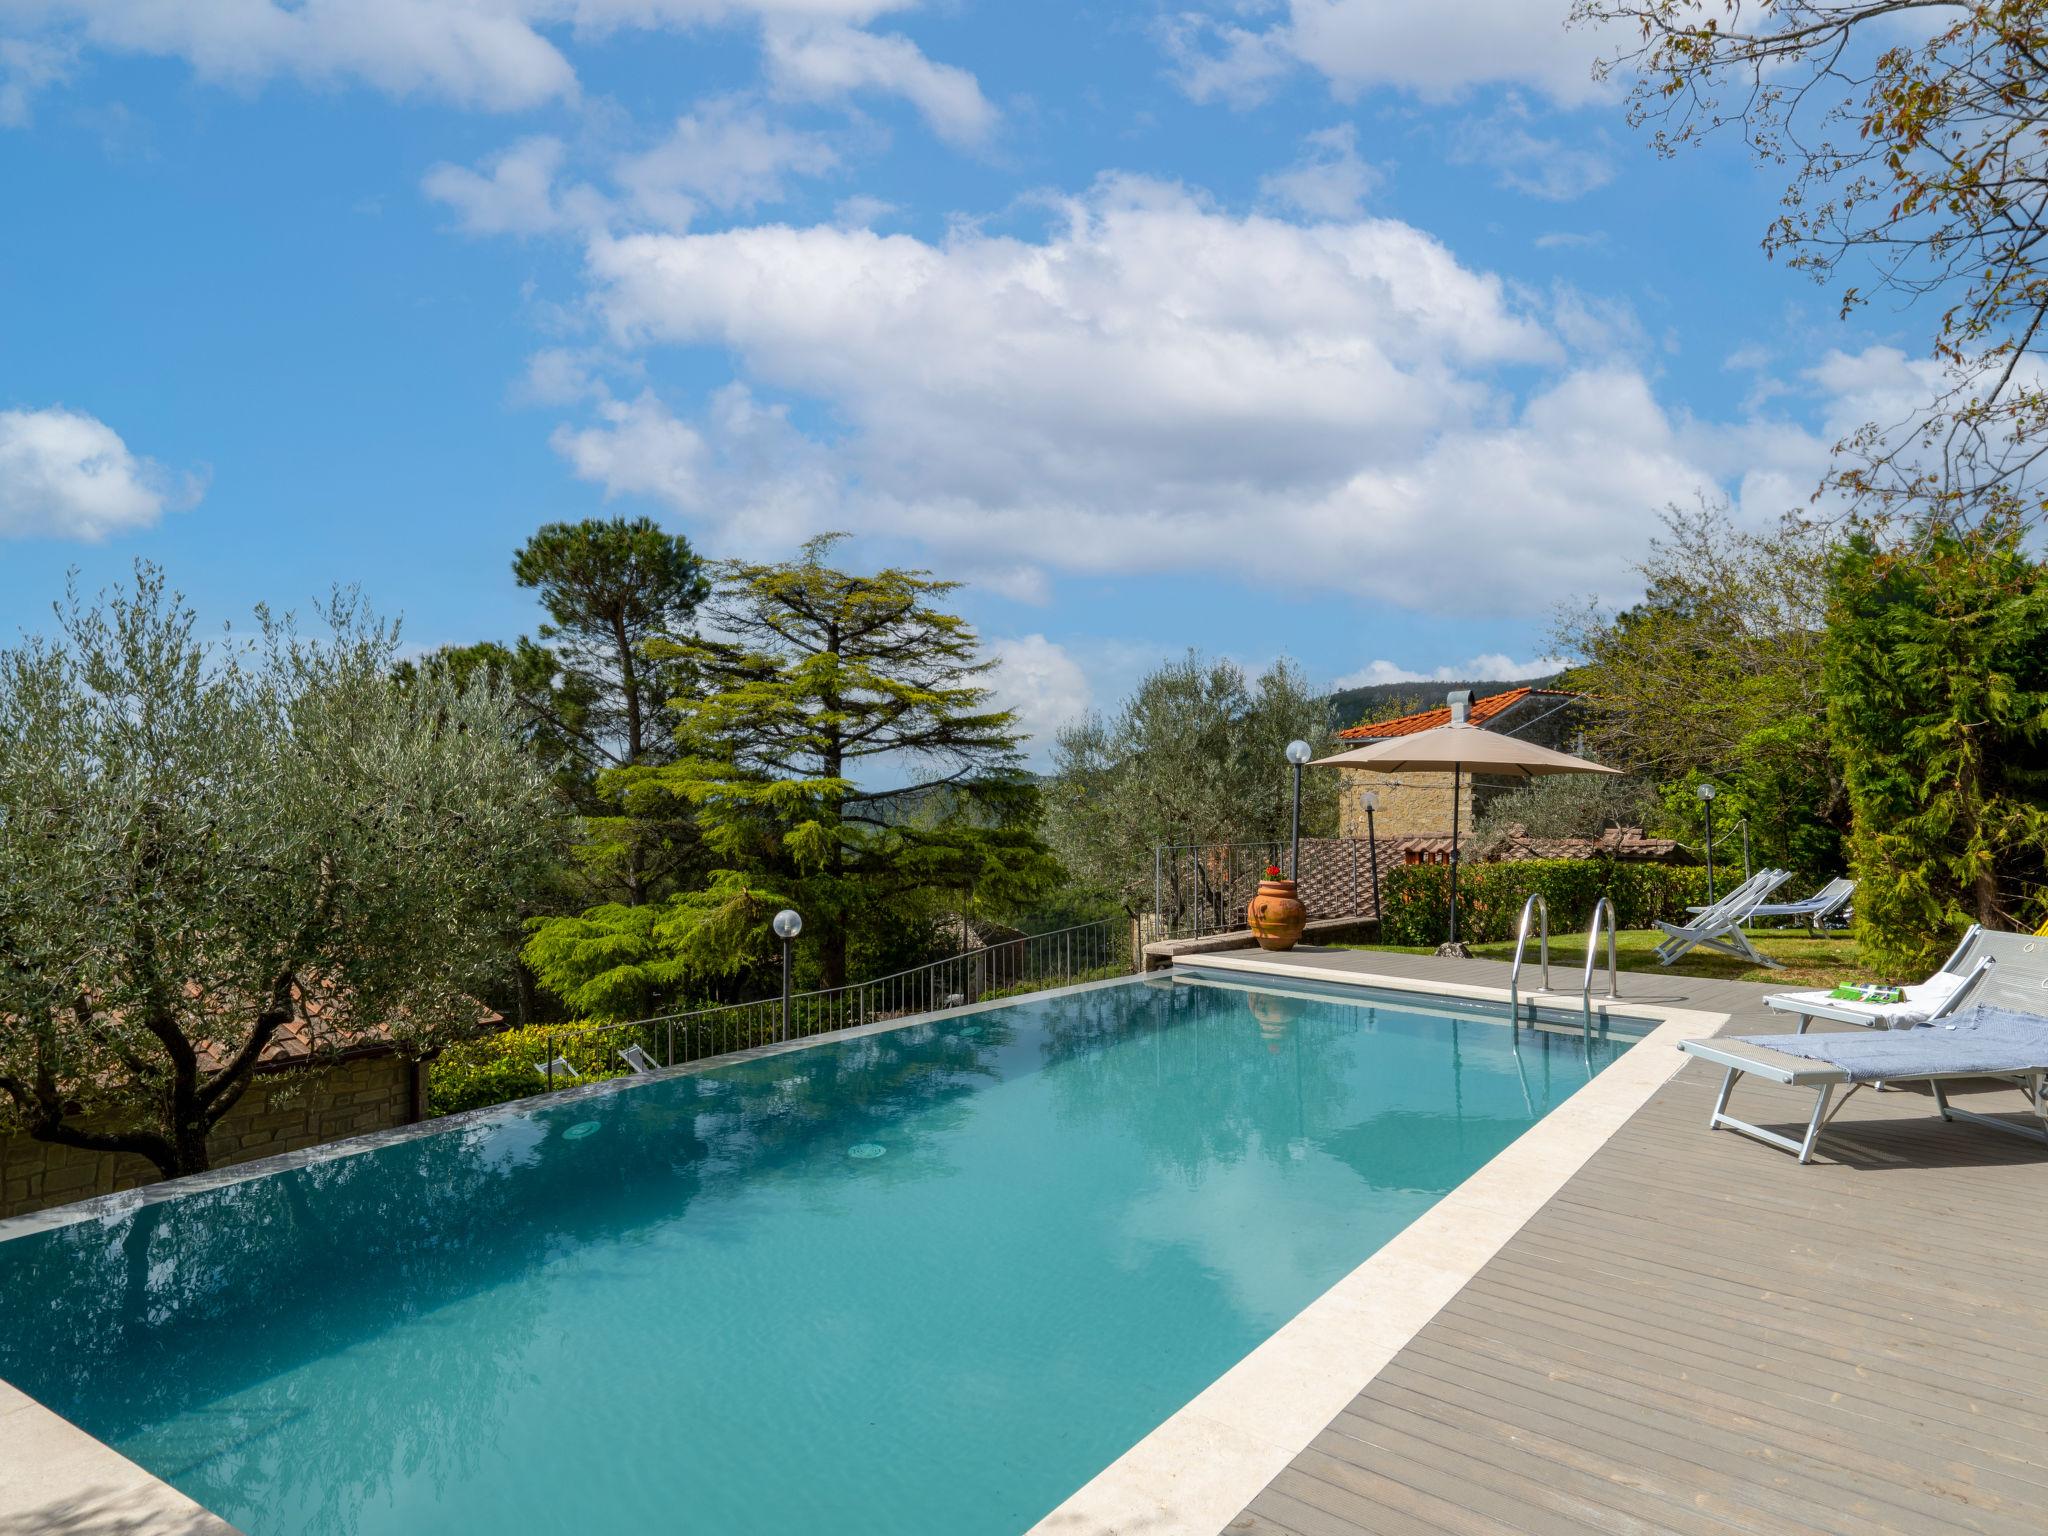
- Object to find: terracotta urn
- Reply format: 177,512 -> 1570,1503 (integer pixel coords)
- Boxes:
1247,876 -> 1308,951
1247,992 -> 1298,1051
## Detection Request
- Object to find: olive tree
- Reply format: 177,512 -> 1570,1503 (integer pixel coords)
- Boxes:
1042,653 -> 1337,916
0,566 -> 564,1180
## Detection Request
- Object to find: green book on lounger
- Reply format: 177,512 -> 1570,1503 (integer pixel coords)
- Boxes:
1828,983 -> 1904,1004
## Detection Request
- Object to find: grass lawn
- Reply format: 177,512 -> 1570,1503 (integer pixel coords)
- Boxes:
1341,927 -> 1873,989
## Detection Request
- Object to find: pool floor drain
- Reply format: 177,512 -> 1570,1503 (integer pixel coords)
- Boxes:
563,1121 -> 601,1140
847,1142 -> 887,1159
956,1025 -> 983,1038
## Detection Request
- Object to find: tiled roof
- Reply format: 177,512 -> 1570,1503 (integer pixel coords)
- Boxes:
1336,686 -> 1577,742
184,977 -> 498,1074
1382,827 -> 1680,863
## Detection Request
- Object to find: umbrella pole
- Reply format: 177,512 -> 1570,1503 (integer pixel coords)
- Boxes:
1449,762 -> 1461,944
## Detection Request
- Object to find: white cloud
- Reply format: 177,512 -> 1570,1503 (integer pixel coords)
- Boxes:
984,633 -> 1092,761
614,99 -> 839,226
833,193 -> 900,228
1258,124 -> 1378,219
1167,1 -> 1611,108
551,390 -> 712,510
552,383 -> 840,553
544,176 -> 1845,616
4,1 -> 972,129
422,136 -> 609,236
425,101 -> 839,238
14,0 -> 579,111
1333,653 -> 1563,689
0,34 -> 71,126
763,22 -> 995,145
0,406 -> 195,541
1534,230 -> 1605,251
1450,97 -> 1612,201
1157,15 -> 1295,109
518,346 -> 618,406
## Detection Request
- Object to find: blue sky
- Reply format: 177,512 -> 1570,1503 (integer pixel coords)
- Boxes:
0,1 -> 1926,760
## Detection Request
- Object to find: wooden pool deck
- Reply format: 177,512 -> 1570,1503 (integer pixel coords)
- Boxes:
1211,948 -> 2048,1536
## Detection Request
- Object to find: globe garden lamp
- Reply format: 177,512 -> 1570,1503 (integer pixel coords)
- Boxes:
774,909 -> 802,1039
1285,739 -> 1312,879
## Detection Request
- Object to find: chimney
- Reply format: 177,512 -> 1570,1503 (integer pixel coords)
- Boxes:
1447,689 -> 1472,726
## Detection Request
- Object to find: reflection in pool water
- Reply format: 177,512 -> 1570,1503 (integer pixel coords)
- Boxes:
0,977 -> 1638,1536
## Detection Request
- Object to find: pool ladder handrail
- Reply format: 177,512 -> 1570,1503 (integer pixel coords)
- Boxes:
1507,893 -> 1550,1025
1581,896 -> 1620,1036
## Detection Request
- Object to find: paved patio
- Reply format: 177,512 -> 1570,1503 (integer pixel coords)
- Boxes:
1209,948 -> 2048,1536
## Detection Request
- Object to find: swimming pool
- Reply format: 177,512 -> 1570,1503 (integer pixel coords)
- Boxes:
0,974 -> 1649,1536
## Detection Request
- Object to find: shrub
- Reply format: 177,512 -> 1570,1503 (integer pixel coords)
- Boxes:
426,1022 -> 658,1117
1378,859 -> 1713,946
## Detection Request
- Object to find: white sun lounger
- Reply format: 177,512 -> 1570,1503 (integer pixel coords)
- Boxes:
1680,1003 -> 2048,1162
1763,924 -> 2032,1031
618,1043 -> 660,1075
533,1056 -> 582,1083
1653,868 -> 1793,967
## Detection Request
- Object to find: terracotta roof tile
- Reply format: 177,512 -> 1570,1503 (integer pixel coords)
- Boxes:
1337,686 -> 1576,741
183,977 -> 499,1074
1381,827 -> 1679,862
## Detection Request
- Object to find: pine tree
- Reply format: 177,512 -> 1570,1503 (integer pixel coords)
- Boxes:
510,517 -> 710,905
525,537 -> 1056,1015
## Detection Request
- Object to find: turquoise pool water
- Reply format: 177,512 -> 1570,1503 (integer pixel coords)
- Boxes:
0,976 -> 1644,1536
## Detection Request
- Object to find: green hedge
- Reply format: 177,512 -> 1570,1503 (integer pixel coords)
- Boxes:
427,1022 -> 659,1118
1378,859 -> 1713,946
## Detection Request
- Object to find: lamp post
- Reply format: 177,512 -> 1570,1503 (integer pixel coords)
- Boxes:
1362,789 -> 1381,923
1285,739 -> 1312,880
773,908 -> 802,1041
1696,783 -> 1718,903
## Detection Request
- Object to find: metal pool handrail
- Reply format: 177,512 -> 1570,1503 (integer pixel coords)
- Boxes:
1581,896 -> 1620,1037
1507,893 -> 1550,1025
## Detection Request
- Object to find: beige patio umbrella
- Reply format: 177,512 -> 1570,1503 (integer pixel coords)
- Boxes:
1312,719 -> 1619,950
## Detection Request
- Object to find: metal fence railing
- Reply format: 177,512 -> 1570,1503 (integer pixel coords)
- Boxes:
1151,838 -> 1383,941
532,918 -> 1134,1087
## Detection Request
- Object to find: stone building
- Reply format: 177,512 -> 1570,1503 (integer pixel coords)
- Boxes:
1333,687 -> 1583,840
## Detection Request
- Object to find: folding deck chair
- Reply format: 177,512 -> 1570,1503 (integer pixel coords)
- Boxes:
1653,868 -> 1793,967
533,1055 -> 581,1083
1693,876 -> 1855,934
1679,1002 -> 2048,1162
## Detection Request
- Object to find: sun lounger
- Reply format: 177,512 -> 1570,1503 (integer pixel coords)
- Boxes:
1762,923 -> 2030,1031
618,1043 -> 660,1075
1680,1003 -> 2048,1162
533,1056 -> 582,1083
1693,876 -> 1854,932
1653,868 -> 1793,967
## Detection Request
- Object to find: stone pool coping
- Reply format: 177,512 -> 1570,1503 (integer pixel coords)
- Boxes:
1028,951 -> 1724,1536
0,1379 -> 244,1536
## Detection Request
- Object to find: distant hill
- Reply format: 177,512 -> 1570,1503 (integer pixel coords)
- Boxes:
1326,674 -> 1569,734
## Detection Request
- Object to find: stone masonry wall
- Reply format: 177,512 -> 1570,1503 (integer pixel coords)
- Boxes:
0,1053 -> 413,1221
1335,768 -> 1521,840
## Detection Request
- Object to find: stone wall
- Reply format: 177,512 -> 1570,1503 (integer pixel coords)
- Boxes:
0,1053 -> 414,1221
1335,768 -> 1521,840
